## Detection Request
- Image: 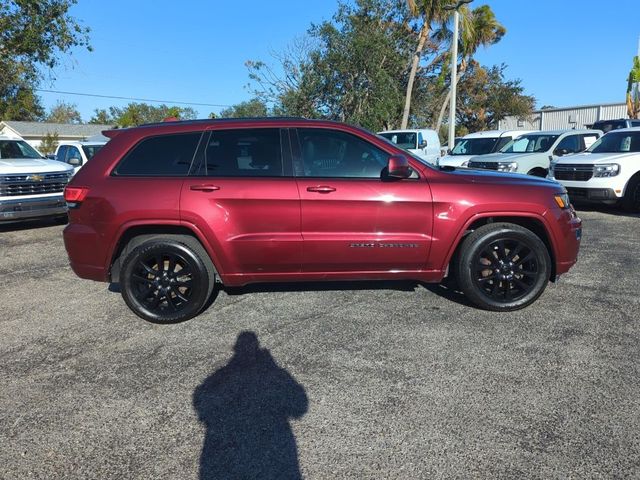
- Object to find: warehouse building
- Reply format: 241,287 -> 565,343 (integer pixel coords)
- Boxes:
499,102 -> 628,131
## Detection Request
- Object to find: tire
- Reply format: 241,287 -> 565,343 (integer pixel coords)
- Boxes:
120,237 -> 215,323
621,175 -> 640,213
527,168 -> 548,178
454,223 -> 551,311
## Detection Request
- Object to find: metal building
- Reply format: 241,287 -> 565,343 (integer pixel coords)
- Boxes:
498,102 -> 628,131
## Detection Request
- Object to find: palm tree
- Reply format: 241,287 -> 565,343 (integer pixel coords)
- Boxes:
434,4 -> 505,134
400,0 -> 455,129
627,56 -> 640,119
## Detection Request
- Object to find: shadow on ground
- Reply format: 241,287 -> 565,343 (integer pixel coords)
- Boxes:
192,332 -> 308,480
575,204 -> 640,218
0,216 -> 67,233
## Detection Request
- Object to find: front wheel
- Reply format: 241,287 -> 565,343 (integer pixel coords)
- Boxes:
454,223 -> 551,311
120,238 -> 213,323
621,175 -> 640,212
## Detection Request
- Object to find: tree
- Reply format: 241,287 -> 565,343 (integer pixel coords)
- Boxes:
454,63 -> 534,133
434,4 -> 506,133
46,101 -> 82,123
39,132 -> 59,155
0,0 -> 91,120
400,0 -> 455,128
626,56 -> 640,119
89,108 -> 114,124
219,98 -> 269,118
107,103 -> 198,127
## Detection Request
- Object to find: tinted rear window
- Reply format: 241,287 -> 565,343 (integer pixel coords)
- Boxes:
115,132 -> 202,176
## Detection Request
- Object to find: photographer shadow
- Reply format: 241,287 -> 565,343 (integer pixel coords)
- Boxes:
192,332 -> 308,480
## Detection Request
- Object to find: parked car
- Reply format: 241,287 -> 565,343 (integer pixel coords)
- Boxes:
438,130 -> 533,168
0,136 -> 74,223
63,118 -> 582,323
55,141 -> 106,173
378,128 -> 441,164
548,127 -> 640,211
467,129 -> 602,177
587,118 -> 640,133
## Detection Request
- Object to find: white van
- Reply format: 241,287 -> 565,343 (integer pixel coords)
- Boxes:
378,129 -> 441,164
438,130 -> 533,168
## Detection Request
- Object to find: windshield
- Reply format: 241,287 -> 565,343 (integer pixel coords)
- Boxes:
451,137 -> 498,156
588,131 -> 640,153
500,134 -> 559,154
0,140 -> 43,159
82,144 -> 104,160
378,132 -> 417,150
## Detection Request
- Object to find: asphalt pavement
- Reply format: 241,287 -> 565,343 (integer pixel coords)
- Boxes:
0,208 -> 638,479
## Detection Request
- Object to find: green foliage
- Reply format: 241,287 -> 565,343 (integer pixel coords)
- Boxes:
107,103 -> 198,127
39,132 -> 59,155
455,63 -> 535,133
89,108 -> 114,124
0,0 -> 91,121
46,100 -> 82,123
219,98 -> 269,118
627,56 -> 640,119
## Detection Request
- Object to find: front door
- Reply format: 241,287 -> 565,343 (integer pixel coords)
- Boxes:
291,128 -> 433,273
181,128 -> 302,277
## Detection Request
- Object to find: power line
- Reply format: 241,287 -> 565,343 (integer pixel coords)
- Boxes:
35,89 -> 233,108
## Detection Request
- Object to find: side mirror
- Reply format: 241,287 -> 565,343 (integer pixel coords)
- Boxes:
418,140 -> 428,149
68,157 -> 82,167
387,155 -> 411,179
555,148 -> 569,156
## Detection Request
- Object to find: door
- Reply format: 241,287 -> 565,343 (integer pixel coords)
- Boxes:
180,127 -> 302,276
292,127 -> 433,273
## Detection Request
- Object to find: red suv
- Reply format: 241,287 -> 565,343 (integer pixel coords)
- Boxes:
63,118 -> 582,323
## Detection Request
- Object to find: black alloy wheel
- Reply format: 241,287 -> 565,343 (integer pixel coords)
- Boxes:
455,223 -> 551,311
120,239 -> 212,323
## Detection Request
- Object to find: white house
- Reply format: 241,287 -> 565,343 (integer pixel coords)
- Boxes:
0,121 -> 113,150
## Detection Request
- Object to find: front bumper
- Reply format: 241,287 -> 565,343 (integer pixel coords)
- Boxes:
0,195 -> 67,222
566,187 -> 618,203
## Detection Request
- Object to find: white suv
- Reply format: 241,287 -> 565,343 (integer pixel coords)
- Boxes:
467,129 -> 602,177
548,127 -> 640,211
378,129 -> 441,164
55,140 -> 106,174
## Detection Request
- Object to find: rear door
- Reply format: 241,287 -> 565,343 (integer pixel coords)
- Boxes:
180,127 -> 301,277
292,127 -> 433,273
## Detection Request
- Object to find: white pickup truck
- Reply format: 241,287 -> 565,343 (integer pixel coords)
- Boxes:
0,136 -> 74,223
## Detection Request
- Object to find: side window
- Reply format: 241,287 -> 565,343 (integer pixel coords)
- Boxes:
555,135 -> 580,154
202,128 -> 283,177
297,128 -> 389,178
67,146 -> 82,162
495,136 -> 512,151
57,145 -> 68,162
115,132 -> 201,176
632,120 -> 640,127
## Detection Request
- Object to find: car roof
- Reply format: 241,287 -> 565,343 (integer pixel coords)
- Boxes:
526,129 -> 602,135
602,126 -> 640,133
462,129 -> 534,139
378,128 -> 436,134
57,140 -> 106,146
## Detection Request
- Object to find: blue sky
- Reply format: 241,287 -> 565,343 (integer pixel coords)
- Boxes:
41,0 -> 640,121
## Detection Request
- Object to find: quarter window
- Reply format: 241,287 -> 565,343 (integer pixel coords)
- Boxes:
115,132 -> 202,176
297,128 -> 389,178
201,128 -> 283,177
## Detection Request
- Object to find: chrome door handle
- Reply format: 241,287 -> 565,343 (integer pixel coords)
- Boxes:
190,184 -> 220,192
307,186 -> 336,193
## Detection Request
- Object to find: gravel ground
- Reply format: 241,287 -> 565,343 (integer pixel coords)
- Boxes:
0,208 -> 638,479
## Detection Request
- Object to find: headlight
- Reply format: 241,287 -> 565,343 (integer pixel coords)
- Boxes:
497,161 -> 518,172
554,192 -> 571,209
593,163 -> 620,177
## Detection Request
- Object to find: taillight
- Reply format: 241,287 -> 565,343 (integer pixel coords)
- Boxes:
64,186 -> 89,204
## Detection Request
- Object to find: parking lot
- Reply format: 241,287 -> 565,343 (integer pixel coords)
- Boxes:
0,208 -> 638,479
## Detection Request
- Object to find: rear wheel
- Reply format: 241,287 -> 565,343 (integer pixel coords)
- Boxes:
621,175 -> 640,212
120,237 -> 214,323
454,223 -> 551,311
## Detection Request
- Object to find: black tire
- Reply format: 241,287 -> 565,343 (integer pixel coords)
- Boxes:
120,237 -> 215,323
621,175 -> 640,213
454,223 -> 551,311
527,168 -> 548,178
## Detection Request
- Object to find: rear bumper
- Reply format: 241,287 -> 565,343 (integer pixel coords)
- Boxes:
63,222 -> 110,282
0,195 -> 67,222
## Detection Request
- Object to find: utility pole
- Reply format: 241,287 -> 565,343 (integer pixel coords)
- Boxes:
445,0 -> 472,150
